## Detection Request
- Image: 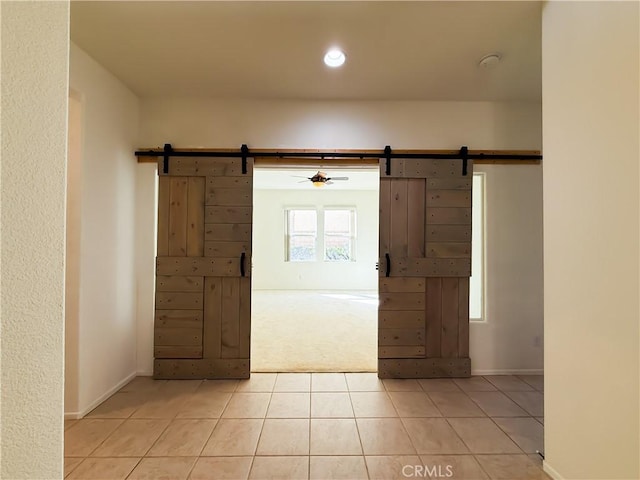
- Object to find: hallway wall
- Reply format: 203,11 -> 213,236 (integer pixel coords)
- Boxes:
67,44 -> 140,417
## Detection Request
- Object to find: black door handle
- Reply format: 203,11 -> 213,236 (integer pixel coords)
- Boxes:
240,252 -> 246,277
385,253 -> 391,277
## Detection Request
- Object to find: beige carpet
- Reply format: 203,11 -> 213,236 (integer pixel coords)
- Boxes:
251,290 -> 378,372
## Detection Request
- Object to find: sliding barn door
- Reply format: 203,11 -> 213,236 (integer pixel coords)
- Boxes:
154,156 -> 253,379
378,158 -> 472,378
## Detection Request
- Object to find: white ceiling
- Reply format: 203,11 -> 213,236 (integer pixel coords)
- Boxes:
70,1 -> 542,101
254,167 -> 379,190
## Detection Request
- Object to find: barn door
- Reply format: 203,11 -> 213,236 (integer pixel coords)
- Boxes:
378,158 -> 472,378
154,156 -> 253,379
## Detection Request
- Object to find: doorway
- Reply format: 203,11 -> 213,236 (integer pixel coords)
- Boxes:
251,165 -> 380,372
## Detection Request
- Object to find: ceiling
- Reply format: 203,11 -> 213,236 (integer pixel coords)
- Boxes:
254,167 -> 379,190
70,1 -> 542,102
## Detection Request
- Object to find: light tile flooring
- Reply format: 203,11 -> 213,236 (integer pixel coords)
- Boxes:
65,374 -> 548,480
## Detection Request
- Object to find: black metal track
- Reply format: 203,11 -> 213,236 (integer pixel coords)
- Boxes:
136,144 -> 542,176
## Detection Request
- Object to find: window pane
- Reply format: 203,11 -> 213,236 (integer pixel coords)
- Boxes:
290,210 -> 317,234
324,210 -> 351,234
289,235 -> 316,262
325,235 -> 351,261
469,174 -> 484,320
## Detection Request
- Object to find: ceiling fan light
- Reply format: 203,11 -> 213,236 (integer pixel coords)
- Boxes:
312,181 -> 325,188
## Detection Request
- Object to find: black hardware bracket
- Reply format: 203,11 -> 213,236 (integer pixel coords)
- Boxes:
163,143 -> 172,174
240,252 -> 246,277
241,144 -> 249,175
384,145 -> 392,176
460,146 -> 469,176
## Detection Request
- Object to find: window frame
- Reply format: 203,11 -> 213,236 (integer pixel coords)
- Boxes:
284,207 -> 318,262
322,207 -> 357,262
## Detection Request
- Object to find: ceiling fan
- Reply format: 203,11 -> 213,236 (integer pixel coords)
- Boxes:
293,171 -> 350,187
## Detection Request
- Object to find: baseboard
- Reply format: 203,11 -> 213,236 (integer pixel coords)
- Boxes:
64,371 -> 138,419
471,368 -> 544,376
543,460 -> 564,480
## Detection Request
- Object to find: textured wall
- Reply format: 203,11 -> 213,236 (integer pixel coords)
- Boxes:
543,2 -> 640,479
1,2 -> 69,477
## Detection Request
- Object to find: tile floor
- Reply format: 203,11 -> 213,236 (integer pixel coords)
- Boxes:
65,374 -> 549,480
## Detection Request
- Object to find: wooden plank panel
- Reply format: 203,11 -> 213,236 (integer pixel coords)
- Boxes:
379,178 -> 391,256
205,241 -> 251,258
458,277 -> 470,357
407,179 -> 426,257
426,243 -> 471,259
154,346 -> 203,359
155,292 -> 202,310
426,226 -> 471,243
206,206 -> 252,224
155,327 -> 202,346
208,176 -> 252,189
157,176 -> 170,256
425,278 -> 442,358
379,158 -> 404,177
441,278 -> 459,357
238,277 -> 251,358
379,328 -> 425,346
385,258 -> 471,277
168,178 -> 189,256
169,158 -> 253,177
427,177 -> 472,190
426,190 -> 471,208
205,188 -> 252,206
379,292 -> 425,311
401,159 -> 461,178
157,257 -> 250,277
378,358 -> 471,378
156,276 -> 203,292
187,177 -> 205,256
154,358 -> 250,379
203,277 -> 222,358
379,311 -> 425,329
378,346 -> 426,359
155,310 -> 203,329
205,224 -> 252,242
379,277 -> 425,293
221,278 -> 240,358
427,208 -> 471,225
390,179 -> 408,257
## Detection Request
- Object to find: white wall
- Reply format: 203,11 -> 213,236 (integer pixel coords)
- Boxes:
542,2 -> 639,479
252,188 -> 379,290
137,98 -> 543,375
1,2 -> 69,477
68,44 -> 140,416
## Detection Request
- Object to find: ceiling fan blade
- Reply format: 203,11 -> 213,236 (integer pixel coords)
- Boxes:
325,181 -> 334,185
297,180 -> 309,183
328,176 -> 349,181
291,175 -> 311,179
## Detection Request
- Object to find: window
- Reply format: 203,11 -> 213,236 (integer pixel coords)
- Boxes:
324,209 -> 356,261
469,173 -> 485,321
285,207 -> 356,262
286,209 -> 317,262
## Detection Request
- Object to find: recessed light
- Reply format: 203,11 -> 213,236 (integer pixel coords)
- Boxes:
478,53 -> 501,69
324,48 -> 346,68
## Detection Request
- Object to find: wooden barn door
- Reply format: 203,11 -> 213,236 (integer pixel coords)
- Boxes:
154,156 -> 253,379
378,158 -> 472,378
